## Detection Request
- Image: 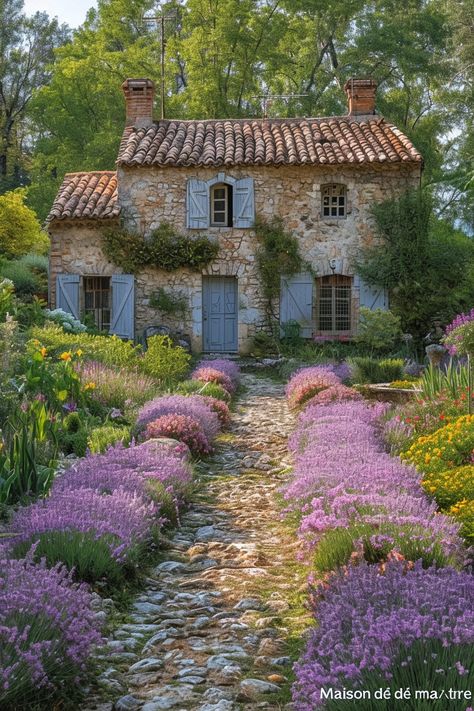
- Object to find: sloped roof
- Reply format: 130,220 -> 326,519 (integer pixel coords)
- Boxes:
47,171 -> 119,223
117,116 -> 422,168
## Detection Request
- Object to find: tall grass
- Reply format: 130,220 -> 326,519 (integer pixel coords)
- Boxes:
419,360 -> 469,400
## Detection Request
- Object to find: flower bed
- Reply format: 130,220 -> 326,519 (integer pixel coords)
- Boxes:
283,367 -> 471,708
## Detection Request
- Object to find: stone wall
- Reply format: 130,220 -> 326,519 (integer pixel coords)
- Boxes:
49,162 -> 420,353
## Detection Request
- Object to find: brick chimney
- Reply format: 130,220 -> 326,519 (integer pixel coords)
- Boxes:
122,78 -> 155,127
344,78 -> 377,115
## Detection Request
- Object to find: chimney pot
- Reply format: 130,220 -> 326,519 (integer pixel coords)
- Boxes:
344,78 -> 377,116
122,78 -> 155,127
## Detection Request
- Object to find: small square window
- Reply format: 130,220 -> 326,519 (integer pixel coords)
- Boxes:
322,184 -> 347,218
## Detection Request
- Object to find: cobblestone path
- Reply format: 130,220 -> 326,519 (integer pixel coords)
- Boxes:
91,374 -> 310,711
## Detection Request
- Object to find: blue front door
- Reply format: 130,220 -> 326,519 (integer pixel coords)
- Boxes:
203,277 -> 238,352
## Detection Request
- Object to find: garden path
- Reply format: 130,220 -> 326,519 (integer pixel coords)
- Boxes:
89,374 -> 309,711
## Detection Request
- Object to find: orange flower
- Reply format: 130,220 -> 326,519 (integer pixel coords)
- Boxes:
59,351 -> 72,362
40,346 -> 47,357
84,382 -> 96,391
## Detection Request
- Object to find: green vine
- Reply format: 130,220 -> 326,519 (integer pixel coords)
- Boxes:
149,287 -> 188,318
102,222 -> 219,273
255,216 -> 306,326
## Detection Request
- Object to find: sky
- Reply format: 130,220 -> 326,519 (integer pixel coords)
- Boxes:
23,0 -> 96,27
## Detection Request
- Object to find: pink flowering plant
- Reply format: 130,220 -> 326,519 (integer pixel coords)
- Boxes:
191,366 -> 236,395
144,414 -> 212,455
285,366 -> 341,408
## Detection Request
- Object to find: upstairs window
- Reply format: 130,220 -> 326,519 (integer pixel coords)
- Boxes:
322,184 -> 347,218
210,183 -> 233,226
317,274 -> 352,333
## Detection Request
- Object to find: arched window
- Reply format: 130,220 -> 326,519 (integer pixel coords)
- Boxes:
321,184 -> 347,218
317,274 -> 352,333
210,183 -> 233,226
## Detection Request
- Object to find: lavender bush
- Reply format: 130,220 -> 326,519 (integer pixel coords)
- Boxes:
0,549 -> 102,706
77,360 -> 158,410
293,562 -> 474,710
136,394 -> 220,443
195,358 -> 240,385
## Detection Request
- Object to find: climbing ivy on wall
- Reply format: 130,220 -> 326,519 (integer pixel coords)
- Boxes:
255,217 -> 306,326
102,222 -> 219,273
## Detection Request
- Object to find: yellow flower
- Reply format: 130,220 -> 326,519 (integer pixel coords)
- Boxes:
60,351 -> 72,362
40,346 -> 47,358
76,349 -> 83,357
84,382 -> 96,391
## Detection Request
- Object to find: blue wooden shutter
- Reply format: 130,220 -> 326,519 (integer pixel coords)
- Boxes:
56,274 -> 80,318
355,275 -> 389,310
233,177 -> 255,228
187,178 -> 209,228
280,273 -> 314,338
110,274 -> 134,340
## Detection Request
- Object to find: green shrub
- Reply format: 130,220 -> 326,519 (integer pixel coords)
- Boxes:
0,261 -> 39,297
13,531 -> 126,586
30,324 -> 141,367
350,356 -> 404,383
141,335 -> 190,383
0,189 -> 50,258
250,331 -> 280,357
355,307 -> 402,353
176,379 -> 230,401
313,522 -> 454,573
88,425 -> 131,454
0,277 -> 14,321
57,412 -> 89,457
17,253 -> 49,273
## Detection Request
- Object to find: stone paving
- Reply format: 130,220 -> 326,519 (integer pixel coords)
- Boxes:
88,374 -> 310,711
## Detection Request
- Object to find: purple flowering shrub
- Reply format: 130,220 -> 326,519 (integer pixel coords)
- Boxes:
191,366 -> 236,395
195,359 -> 240,385
286,366 -> 341,408
0,550 -> 102,706
136,394 -> 220,443
293,563 -> 474,710
145,414 -> 212,455
304,383 -> 362,408
285,400 -> 462,562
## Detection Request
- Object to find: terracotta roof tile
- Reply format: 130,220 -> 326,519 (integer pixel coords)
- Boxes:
117,116 -> 422,168
47,171 -> 119,223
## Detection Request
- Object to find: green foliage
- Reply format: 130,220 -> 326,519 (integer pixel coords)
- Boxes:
13,531 -> 128,586
176,379 -> 230,401
255,218 -> 305,322
29,324 -> 141,368
355,307 -> 402,353
356,193 -> 474,343
350,357 -> 404,384
0,260 -> 41,297
313,522 -> 452,574
149,287 -> 188,318
88,424 -> 131,454
57,412 -> 90,457
250,330 -> 281,357
0,190 -> 49,257
419,361 -> 469,400
102,223 -> 219,273
0,278 -> 14,321
141,335 -> 190,384
0,403 -> 58,505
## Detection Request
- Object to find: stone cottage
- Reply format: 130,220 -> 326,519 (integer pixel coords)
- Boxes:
47,77 -> 422,353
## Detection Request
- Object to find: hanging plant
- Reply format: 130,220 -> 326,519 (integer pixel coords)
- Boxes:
102,222 -> 219,273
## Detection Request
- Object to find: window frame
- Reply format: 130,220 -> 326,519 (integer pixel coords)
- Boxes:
321,183 -> 347,219
316,274 -> 352,334
210,182 -> 233,227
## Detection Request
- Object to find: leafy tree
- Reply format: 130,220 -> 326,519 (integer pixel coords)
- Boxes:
355,190 -> 474,344
0,0 -> 68,192
0,189 -> 49,257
